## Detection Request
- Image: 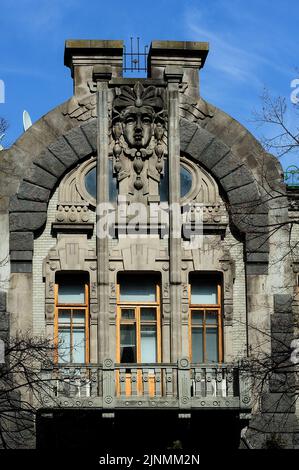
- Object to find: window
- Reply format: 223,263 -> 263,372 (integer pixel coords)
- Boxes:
54,274 -> 89,364
160,160 -> 193,202
84,159 -> 117,202
116,273 -> 161,364
189,273 -> 223,364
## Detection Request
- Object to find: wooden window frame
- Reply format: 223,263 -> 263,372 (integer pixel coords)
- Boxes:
189,281 -> 223,364
54,283 -> 89,364
116,283 -> 161,364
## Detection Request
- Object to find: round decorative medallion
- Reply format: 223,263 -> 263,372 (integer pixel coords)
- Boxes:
104,396 -> 113,404
242,396 -> 250,404
179,357 -> 189,369
104,358 -> 113,368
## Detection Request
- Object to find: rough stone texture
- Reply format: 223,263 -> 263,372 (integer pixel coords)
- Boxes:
10,251 -> 33,261
220,165 -> 254,191
25,165 -> 58,190
200,137 -> 230,169
184,125 -> 215,159
179,120 -> 197,152
274,294 -> 293,314
9,196 -> 47,213
211,152 -> 243,179
0,291 -> 6,312
48,135 -> 79,168
261,393 -> 296,414
9,212 -> 47,232
81,119 -> 97,152
64,126 -> 93,159
10,232 -> 34,251
35,149 -> 67,178
17,181 -> 50,203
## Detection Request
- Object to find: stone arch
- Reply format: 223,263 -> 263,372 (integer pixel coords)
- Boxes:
9,119 -> 96,271
180,117 -> 269,273
9,116 -> 269,274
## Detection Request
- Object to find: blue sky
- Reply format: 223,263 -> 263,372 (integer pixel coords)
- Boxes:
0,0 -> 298,169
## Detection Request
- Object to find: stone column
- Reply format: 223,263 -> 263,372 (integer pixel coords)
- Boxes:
165,67 -> 183,361
93,67 -> 112,362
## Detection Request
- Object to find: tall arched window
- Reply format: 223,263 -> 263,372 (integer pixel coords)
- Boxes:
189,272 -> 223,364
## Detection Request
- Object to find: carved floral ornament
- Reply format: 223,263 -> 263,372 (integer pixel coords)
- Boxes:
111,82 -> 167,196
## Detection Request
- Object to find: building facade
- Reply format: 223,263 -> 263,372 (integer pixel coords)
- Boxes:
0,39 -> 298,449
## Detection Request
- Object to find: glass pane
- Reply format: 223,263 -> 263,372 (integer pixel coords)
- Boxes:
85,166 -> 96,199
191,279 -> 218,304
180,165 -> 192,197
159,159 -> 169,202
73,328 -> 85,363
58,309 -> 71,324
72,310 -> 85,324
192,328 -> 203,363
191,311 -> 203,324
58,281 -> 85,304
206,328 -> 218,363
160,163 -> 193,201
58,329 -> 71,363
140,307 -> 156,321
205,311 -> 218,324
109,158 -> 118,201
141,325 -> 157,363
121,308 -> 135,320
120,324 -> 136,363
119,276 -> 156,302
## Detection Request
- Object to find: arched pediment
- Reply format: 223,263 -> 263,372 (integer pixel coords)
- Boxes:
9,115 -> 270,274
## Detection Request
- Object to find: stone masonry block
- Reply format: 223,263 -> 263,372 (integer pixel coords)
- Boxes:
81,119 -> 97,152
9,212 -> 47,231
199,137 -> 230,170
185,126 -> 215,162
10,232 -> 34,251
271,314 -> 293,333
261,393 -> 295,414
179,118 -> 197,152
0,312 -> 9,331
212,152 -> 243,179
48,135 -> 79,168
17,181 -> 50,202
9,196 -> 47,213
274,295 -> 293,314
246,232 -> 269,253
35,149 -> 66,178
10,251 -> 33,261
228,182 -> 260,205
25,165 -> 57,190
64,126 -> 93,159
0,291 -> 6,311
220,165 -> 254,192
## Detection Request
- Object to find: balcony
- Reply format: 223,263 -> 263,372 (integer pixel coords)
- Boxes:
39,359 -> 251,411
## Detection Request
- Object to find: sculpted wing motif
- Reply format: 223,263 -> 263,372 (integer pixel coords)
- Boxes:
179,91 -> 214,123
63,94 -> 97,121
